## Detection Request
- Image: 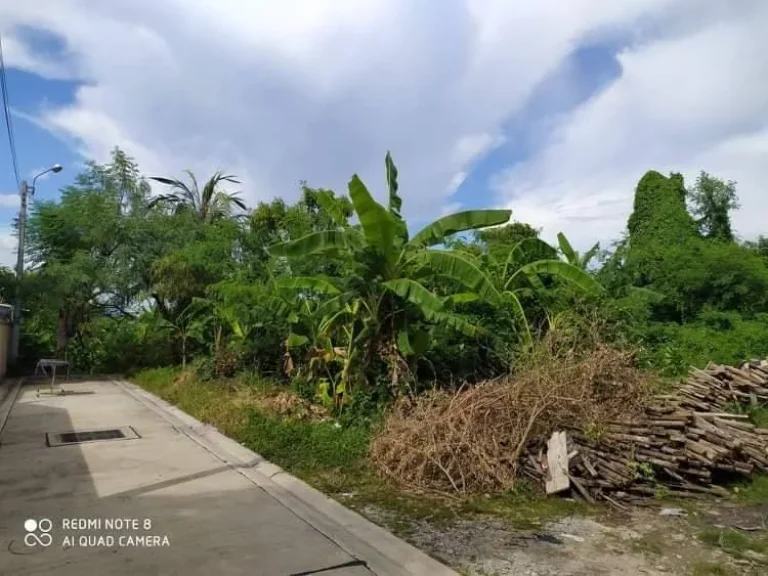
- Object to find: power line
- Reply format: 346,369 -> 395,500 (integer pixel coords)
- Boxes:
0,31 -> 21,188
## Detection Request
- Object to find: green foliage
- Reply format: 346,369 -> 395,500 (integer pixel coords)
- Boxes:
639,312 -> 768,374
600,168 -> 768,375
18,145 -> 768,431
149,171 -> 245,222
241,409 -> 370,474
688,171 -> 740,241
409,209 -> 512,249
627,171 -> 698,248
270,153 -> 514,391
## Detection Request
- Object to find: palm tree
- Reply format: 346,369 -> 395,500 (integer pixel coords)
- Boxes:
149,171 -> 246,221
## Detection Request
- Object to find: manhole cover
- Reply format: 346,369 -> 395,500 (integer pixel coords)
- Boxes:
46,426 -> 140,447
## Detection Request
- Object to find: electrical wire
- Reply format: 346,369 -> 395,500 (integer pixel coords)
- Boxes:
0,31 -> 21,188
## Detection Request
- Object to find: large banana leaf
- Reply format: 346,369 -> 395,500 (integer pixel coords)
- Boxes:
395,326 -> 432,356
319,308 -> 351,335
315,295 -> 345,319
503,291 -> 532,348
274,276 -> 341,295
415,250 -> 501,304
256,294 -> 294,318
431,311 -> 484,337
385,152 -> 408,243
504,237 -> 558,279
396,329 -> 414,356
314,190 -> 349,228
382,278 -> 444,315
348,175 -> 396,259
557,232 -> 577,264
628,286 -> 664,301
409,209 -> 511,248
443,292 -> 480,307
286,333 -> 309,348
269,229 -> 361,258
382,279 -> 484,337
515,259 -> 603,295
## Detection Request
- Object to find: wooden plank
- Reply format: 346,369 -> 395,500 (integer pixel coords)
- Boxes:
545,431 -> 570,494
568,474 -> 595,504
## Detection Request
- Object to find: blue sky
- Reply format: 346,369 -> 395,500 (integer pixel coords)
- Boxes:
1,70 -> 81,197
1,1 -> 766,267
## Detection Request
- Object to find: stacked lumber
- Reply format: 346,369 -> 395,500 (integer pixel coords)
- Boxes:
534,359 -> 768,504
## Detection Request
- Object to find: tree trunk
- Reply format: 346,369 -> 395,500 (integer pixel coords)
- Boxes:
181,335 -> 187,370
56,308 -> 69,359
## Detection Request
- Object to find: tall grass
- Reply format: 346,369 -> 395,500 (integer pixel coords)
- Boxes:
131,368 -> 371,480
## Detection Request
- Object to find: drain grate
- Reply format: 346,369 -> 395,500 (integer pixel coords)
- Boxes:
46,426 -> 140,447
60,429 -> 125,443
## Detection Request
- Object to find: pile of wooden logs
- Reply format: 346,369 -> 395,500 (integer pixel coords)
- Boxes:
534,360 -> 768,505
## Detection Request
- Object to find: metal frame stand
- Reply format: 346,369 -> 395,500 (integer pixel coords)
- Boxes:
35,359 -> 71,397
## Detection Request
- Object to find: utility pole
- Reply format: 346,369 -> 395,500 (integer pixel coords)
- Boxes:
9,179 -> 29,365
9,164 -> 63,366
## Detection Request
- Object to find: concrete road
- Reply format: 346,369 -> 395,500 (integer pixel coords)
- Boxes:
0,378 -> 455,576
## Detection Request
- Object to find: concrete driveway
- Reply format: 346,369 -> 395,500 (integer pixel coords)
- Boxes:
0,378 -> 455,576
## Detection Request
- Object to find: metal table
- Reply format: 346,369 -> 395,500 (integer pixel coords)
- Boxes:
35,359 -> 71,395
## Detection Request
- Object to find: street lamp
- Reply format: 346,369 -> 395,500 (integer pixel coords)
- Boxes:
31,164 -> 63,193
10,164 -> 65,365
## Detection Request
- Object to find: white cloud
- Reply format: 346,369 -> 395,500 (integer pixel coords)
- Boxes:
495,2 -> 768,248
1,0 -> 765,248
445,172 -> 468,196
0,33 -> 76,80
0,195 -> 19,208
1,0 -> 685,219
0,226 -> 17,269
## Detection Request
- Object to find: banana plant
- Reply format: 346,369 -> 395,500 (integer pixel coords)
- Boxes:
269,152 -> 511,387
464,236 -> 605,348
557,232 -> 601,270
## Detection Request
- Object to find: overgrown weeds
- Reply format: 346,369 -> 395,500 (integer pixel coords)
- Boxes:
370,339 -> 652,495
132,367 -> 371,483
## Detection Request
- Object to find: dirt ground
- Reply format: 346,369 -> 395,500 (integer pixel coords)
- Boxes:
353,499 -> 768,576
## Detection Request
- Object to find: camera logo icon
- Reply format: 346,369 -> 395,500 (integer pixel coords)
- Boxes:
24,519 -> 53,547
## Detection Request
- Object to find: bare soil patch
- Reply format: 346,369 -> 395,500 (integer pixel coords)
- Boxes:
356,499 -> 768,575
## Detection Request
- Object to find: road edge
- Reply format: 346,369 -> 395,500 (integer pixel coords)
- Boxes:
112,378 -> 457,576
0,378 -> 23,439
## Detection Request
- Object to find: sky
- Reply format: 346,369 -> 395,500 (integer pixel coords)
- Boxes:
0,1 -> 766,268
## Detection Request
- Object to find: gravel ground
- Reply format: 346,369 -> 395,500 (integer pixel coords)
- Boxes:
357,502 -> 767,576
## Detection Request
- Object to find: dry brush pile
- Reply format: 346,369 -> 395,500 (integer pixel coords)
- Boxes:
370,346 -> 768,503
370,345 -> 651,494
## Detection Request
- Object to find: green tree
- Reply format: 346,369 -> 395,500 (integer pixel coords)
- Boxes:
25,151 -> 143,359
247,186 -> 353,279
687,171 -> 740,242
149,216 -> 240,322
